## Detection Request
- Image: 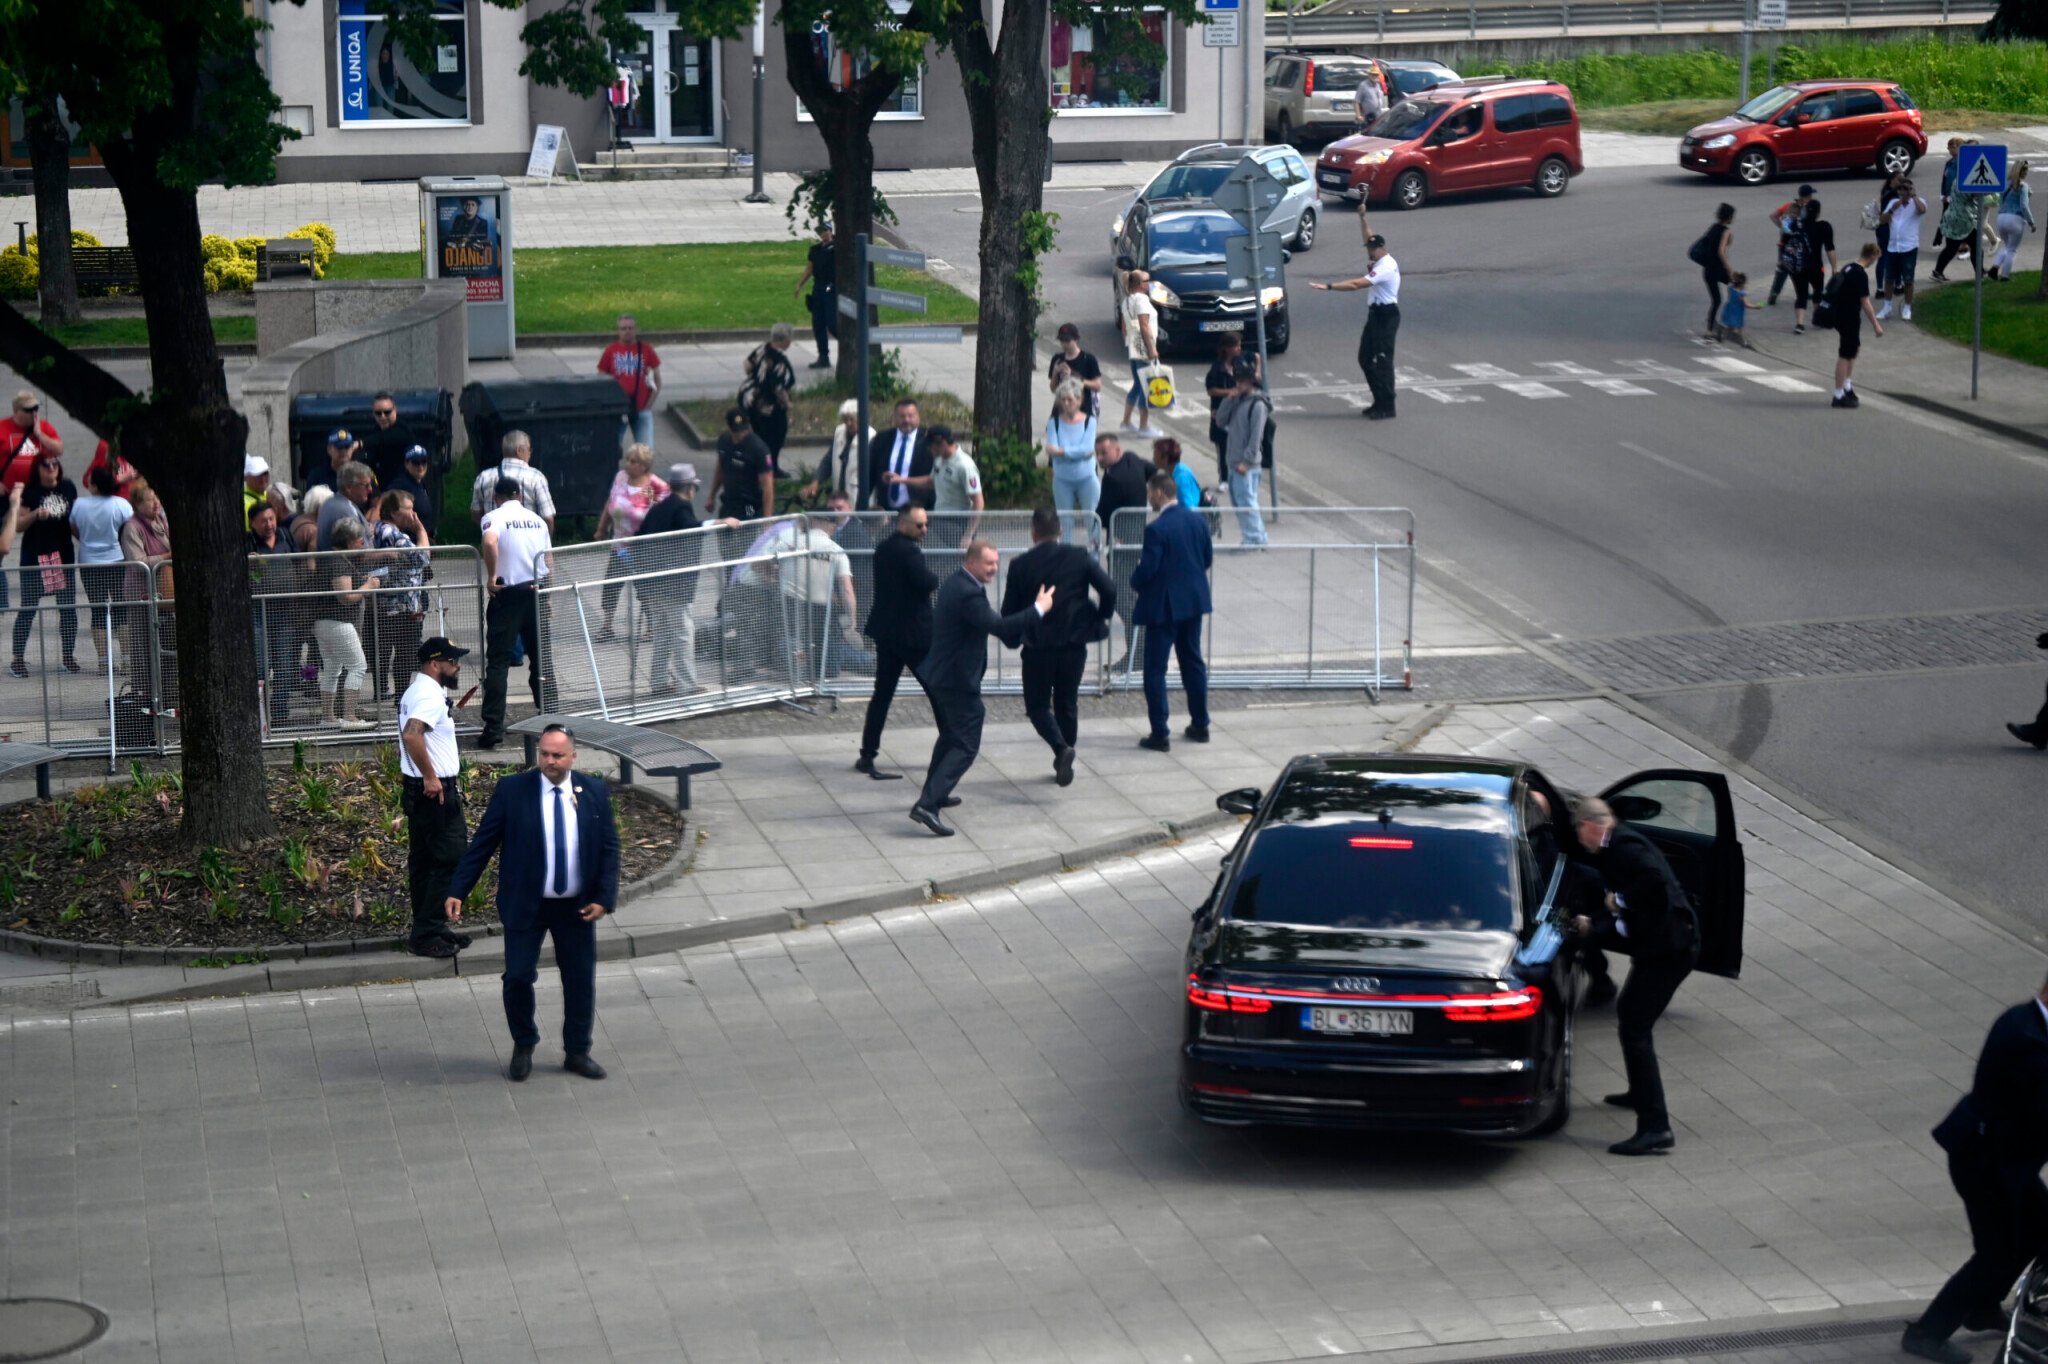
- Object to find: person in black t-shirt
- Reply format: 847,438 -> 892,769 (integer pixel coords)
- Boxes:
1829,242 -> 1884,409
1789,199 -> 1838,335
794,221 -> 838,369
1046,323 -> 1104,420
709,407 -> 775,522
359,392 -> 417,490
10,454 -> 79,675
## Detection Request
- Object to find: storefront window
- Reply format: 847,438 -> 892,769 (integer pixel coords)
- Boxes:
337,0 -> 471,127
1050,8 -> 1169,112
800,6 -> 923,120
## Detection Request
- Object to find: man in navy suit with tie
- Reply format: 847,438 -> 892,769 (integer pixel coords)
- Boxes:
1131,471 -> 1213,751
446,723 -> 622,1082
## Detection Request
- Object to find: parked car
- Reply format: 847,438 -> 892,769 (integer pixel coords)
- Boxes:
1264,53 -> 1382,146
1316,77 -> 1583,209
1381,58 -> 1462,97
1180,754 -> 1747,1136
2006,1256 -> 2048,1364
1113,205 -> 1291,355
1678,80 -> 1925,185
1111,143 -> 1321,254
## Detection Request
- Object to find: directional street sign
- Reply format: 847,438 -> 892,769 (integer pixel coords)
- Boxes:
1957,144 -> 2008,193
867,245 -> 927,271
837,294 -> 860,319
867,286 -> 929,314
872,325 -> 962,345
1225,231 -> 1287,290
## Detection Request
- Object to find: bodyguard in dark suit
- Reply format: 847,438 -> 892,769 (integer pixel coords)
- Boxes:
864,398 -> 935,512
1902,973 -> 2048,1363
1131,472 -> 1213,751
910,541 -> 1053,836
1567,796 -> 1699,1156
1002,506 -> 1116,785
446,724 -> 622,1082
1095,433 -> 1152,668
857,504 -> 937,780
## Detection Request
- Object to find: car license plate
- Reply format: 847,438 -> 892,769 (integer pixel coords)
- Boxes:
1318,172 -> 1348,189
1199,320 -> 1245,333
1304,1006 -> 1413,1035
1331,99 -> 1354,110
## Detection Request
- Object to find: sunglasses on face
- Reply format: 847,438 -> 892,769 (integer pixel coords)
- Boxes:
16,405 -> 38,414
373,408 -> 396,417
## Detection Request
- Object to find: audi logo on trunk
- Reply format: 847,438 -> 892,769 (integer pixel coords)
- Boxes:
1332,976 -> 1382,994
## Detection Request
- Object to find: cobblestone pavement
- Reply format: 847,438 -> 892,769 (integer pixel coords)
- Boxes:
4,698 -> 2039,1363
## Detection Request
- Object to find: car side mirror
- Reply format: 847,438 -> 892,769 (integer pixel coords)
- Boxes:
1216,787 -> 1262,816
1115,254 -> 1136,273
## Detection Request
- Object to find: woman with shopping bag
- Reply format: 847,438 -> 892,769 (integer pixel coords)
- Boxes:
1119,270 -> 1165,439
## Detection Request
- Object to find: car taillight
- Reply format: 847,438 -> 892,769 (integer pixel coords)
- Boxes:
1188,975 -> 1274,1013
1303,61 -> 1314,95
1348,836 -> 1413,849
1443,986 -> 1542,1023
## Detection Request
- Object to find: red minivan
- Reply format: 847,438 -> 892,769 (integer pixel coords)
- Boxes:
1315,77 -> 1582,210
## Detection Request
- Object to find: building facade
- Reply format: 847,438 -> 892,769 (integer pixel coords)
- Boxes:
258,0 -> 1263,182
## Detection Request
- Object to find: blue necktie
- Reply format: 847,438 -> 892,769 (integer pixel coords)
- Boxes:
551,785 -> 568,897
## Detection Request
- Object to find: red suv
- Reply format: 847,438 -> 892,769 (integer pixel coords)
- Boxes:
1679,81 -> 1924,185
1316,78 -> 1582,210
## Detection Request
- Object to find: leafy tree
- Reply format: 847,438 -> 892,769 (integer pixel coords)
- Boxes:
1983,0 -> 2046,40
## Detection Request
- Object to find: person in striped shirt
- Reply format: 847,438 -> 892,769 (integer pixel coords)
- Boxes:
469,430 -> 556,534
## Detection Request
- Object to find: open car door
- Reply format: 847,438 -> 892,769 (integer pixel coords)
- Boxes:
1599,769 -> 1745,979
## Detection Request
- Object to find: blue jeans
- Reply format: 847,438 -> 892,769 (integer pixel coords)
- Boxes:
621,409 -> 655,450
1127,358 -> 1148,416
1050,459 -> 1100,540
502,899 -> 599,1053
1142,616 -> 1210,739
1228,465 -> 1267,545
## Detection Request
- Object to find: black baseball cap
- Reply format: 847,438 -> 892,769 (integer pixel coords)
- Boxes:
1797,184 -> 1816,196
417,637 -> 471,664
1231,356 -> 1259,381
403,444 -> 430,465
1056,322 -> 1081,341
1366,234 -> 1387,250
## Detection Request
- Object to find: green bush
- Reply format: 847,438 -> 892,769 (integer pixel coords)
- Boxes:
969,429 -> 1046,511
0,248 -> 35,300
286,222 -> 337,278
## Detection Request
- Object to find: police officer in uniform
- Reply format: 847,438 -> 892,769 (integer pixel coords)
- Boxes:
1312,206 -> 1402,420
399,637 -> 474,958
478,476 -> 555,748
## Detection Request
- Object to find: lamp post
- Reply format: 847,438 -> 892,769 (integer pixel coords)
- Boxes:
745,5 -> 771,204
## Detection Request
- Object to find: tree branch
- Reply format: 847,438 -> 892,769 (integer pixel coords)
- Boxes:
0,302 -> 137,439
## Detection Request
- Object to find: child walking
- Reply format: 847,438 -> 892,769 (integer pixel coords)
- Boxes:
1715,272 -> 1753,347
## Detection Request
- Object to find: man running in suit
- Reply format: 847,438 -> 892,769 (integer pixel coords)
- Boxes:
446,723 -> 621,1082
1902,970 -> 2048,1363
857,504 -> 937,780
1566,796 -> 1699,1156
910,541 -> 1053,836
1131,471 -> 1213,752
1002,506 -> 1117,785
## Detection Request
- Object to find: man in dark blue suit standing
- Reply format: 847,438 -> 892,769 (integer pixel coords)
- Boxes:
1131,471 -> 1213,752
910,540 -> 1053,837
446,723 -> 622,1082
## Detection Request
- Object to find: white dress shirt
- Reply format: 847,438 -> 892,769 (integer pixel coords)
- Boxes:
539,774 -> 583,901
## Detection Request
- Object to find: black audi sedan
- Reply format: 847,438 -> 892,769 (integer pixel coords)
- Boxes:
1180,754 -> 1744,1138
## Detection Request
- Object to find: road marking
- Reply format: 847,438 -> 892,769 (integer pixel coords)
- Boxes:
1451,363 -> 1519,379
1497,382 -> 1566,399
1534,361 -> 1603,377
1395,368 -> 1436,386
1669,377 -> 1740,395
1747,373 -> 1825,393
1584,378 -> 1654,396
1618,440 -> 1730,488
1696,355 -> 1767,374
1415,386 -> 1484,404
1618,358 -> 1688,375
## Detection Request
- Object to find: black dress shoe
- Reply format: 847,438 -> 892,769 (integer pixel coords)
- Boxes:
1054,746 -> 1075,787
909,804 -> 955,837
1584,977 -> 1617,1008
1608,1129 -> 1675,1156
1601,1092 -> 1639,1109
1138,734 -> 1171,753
1366,407 -> 1395,421
475,731 -> 502,750
508,1046 -> 534,1082
411,937 -> 460,959
1183,725 -> 1210,743
854,756 -> 905,780
1900,1327 -> 1973,1363
2008,722 -> 2047,750
938,796 -> 962,809
564,1053 -> 607,1080
441,931 -> 474,949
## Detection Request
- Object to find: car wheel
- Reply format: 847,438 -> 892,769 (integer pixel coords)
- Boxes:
1267,309 -> 1290,355
1391,169 -> 1427,210
1528,1006 -> 1573,1137
1277,112 -> 1295,146
1733,147 -> 1774,186
1292,207 -> 1316,252
1533,156 -> 1570,198
1879,138 -> 1917,177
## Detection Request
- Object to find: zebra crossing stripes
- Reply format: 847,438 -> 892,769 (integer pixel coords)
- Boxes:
1746,373 -> 1826,394
1261,355 -> 1832,410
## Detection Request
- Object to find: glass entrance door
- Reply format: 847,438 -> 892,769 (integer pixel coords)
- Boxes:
619,21 -> 719,143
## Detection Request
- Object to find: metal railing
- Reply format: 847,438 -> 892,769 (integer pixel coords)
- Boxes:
1271,0 -> 1991,43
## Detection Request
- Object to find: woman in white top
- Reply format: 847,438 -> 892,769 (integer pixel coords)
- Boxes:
69,462 -> 134,670
1041,378 -> 1099,539
1989,160 -> 2035,282
1119,269 -> 1162,437
802,399 -> 874,505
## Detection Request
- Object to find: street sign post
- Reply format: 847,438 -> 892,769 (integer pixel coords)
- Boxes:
873,326 -> 964,344
866,286 -> 929,315
852,234 -> 961,506
1225,231 -> 1286,289
867,245 -> 927,271
1220,155 -> 1287,511
1955,145 -> 2008,401
1755,0 -> 1787,27
1203,11 -> 1241,46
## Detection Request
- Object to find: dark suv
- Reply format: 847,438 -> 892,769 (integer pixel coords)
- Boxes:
1679,80 -> 1925,185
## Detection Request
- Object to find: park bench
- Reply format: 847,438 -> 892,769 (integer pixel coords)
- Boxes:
71,246 -> 141,290
255,238 -> 317,280
507,714 -> 721,810
0,740 -> 64,800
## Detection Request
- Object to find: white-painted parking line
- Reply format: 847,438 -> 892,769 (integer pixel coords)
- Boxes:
1669,377 -> 1741,395
1451,363 -> 1519,379
1497,382 -> 1567,399
1583,379 -> 1654,396
1416,387 -> 1484,404
1747,373 -> 1825,393
1696,355 -> 1767,374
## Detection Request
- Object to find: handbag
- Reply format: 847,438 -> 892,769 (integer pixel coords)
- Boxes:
1686,229 -> 1715,267
1139,362 -> 1175,410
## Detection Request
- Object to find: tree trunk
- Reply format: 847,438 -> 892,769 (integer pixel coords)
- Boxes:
949,0 -> 1052,439
101,155 -> 273,848
26,99 -> 81,331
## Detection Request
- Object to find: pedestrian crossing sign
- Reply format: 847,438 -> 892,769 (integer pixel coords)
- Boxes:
1957,144 -> 2007,193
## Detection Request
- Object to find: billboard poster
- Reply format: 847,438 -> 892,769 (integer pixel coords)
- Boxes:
435,193 -> 502,302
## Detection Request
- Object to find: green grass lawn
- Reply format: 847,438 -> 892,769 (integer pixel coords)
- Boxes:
326,242 -> 977,335
1913,271 -> 2048,368
46,315 -> 257,349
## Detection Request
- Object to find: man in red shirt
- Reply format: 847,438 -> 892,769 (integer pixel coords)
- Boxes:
0,390 -> 64,491
598,313 -> 662,451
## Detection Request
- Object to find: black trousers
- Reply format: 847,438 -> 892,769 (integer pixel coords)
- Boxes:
1359,304 -> 1400,413
860,642 -> 924,763
481,584 -> 542,738
403,779 -> 467,945
1616,948 -> 1694,1132
1917,1152 -> 2048,1340
1021,644 -> 1087,753
12,567 -> 78,662
2032,676 -> 2048,731
919,685 -> 985,810
810,295 -> 837,360
502,899 -> 598,1054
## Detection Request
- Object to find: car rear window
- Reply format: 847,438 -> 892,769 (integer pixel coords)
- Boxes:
1889,86 -> 1916,111
1225,822 -> 1516,931
1532,91 -> 1573,126
1314,60 -> 1373,88
1369,98 -> 1446,140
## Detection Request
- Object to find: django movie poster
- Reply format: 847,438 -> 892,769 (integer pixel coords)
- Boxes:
436,194 -> 503,301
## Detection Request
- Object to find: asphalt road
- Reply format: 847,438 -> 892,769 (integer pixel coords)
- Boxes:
893,159 -> 2048,938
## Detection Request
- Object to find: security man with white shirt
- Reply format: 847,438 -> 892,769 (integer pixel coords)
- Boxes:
399,637 -> 474,959
478,476 -> 555,748
1313,207 -> 1403,420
